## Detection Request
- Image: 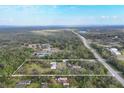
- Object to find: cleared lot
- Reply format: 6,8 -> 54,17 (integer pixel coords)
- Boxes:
14,59 -> 108,75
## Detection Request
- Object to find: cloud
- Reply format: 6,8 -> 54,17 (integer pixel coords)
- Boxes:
101,16 -> 110,19
112,16 -> 118,19
101,15 -> 120,20
101,16 -> 106,18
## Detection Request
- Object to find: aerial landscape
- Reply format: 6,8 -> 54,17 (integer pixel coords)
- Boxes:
0,5 -> 124,88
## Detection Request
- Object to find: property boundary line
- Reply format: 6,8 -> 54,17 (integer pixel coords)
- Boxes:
11,58 -> 98,75
12,61 -> 27,75
11,74 -> 112,77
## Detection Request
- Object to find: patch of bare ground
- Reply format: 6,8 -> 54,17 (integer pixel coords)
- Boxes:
31,30 -> 62,36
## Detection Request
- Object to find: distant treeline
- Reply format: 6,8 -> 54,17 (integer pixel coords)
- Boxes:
0,25 -> 124,32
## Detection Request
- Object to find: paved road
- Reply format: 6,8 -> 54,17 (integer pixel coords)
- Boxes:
72,31 -> 124,87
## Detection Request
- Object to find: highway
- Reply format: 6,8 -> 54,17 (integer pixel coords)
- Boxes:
72,31 -> 124,87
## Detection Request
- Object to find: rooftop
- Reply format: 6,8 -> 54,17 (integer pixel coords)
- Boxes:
110,48 -> 121,55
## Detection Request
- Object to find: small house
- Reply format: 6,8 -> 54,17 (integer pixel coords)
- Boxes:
57,77 -> 69,87
63,59 -> 67,63
16,80 -> 31,88
17,80 -> 31,85
50,62 -> 57,69
72,65 -> 81,69
41,83 -> 48,88
110,48 -> 121,56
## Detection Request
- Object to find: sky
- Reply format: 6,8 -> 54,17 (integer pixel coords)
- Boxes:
0,5 -> 124,26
